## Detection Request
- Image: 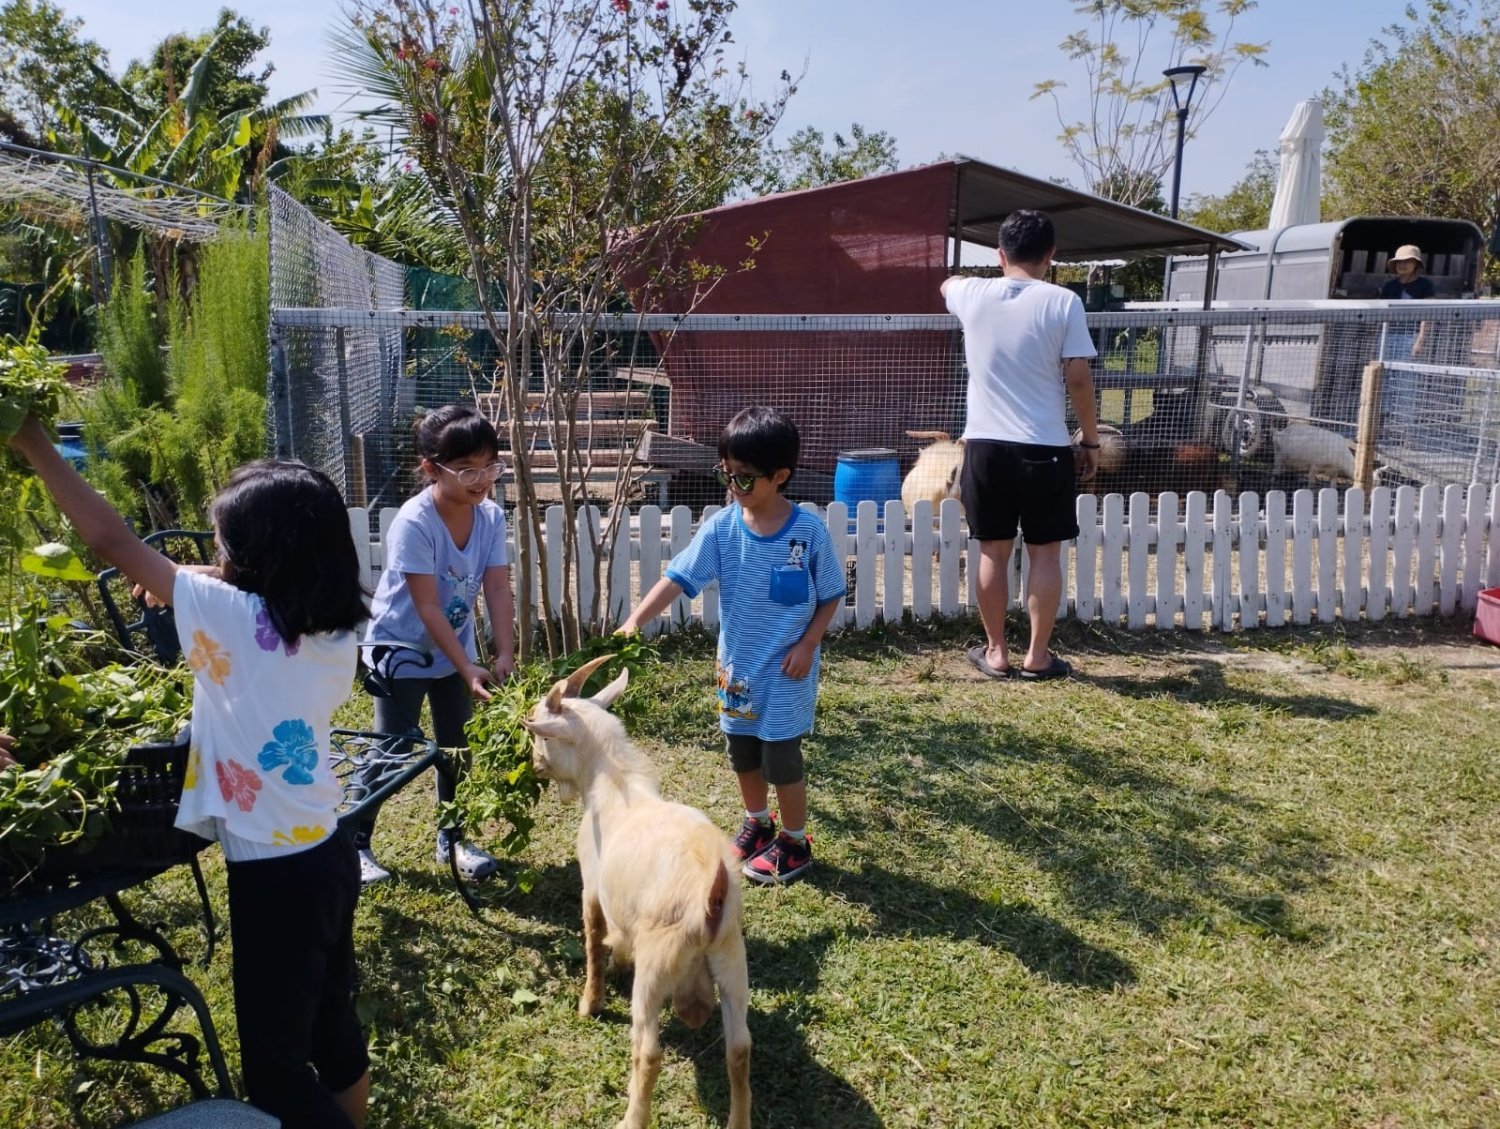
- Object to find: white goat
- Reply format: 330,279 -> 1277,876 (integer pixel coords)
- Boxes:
1272,423 -> 1356,484
1072,423 -> 1127,475
902,430 -> 965,511
525,655 -> 751,1129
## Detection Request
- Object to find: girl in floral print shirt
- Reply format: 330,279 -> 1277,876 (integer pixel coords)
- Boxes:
10,418 -> 371,1129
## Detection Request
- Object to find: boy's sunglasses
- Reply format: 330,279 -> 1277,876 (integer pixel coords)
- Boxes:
713,466 -> 765,492
437,460 -> 506,487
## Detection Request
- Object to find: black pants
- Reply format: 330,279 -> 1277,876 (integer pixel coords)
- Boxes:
226,829 -> 368,1129
354,672 -> 471,845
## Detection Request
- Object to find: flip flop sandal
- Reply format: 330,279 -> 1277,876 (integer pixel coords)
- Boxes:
1018,655 -> 1072,682
967,645 -> 1014,681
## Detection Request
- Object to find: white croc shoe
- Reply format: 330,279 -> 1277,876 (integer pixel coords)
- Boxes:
358,848 -> 391,886
438,837 -> 500,882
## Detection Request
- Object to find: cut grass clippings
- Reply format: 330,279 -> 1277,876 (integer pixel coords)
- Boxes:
3,615 -> 1498,1128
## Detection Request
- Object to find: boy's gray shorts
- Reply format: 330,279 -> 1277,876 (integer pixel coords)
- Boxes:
725,734 -> 805,785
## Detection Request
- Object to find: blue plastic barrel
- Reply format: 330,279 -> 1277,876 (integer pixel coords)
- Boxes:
833,448 -> 901,525
53,421 -> 87,470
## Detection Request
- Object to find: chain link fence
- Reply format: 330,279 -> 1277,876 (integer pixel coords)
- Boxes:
268,195 -> 1500,512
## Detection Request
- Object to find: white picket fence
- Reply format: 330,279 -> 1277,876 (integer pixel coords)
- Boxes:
347,482 -> 1500,634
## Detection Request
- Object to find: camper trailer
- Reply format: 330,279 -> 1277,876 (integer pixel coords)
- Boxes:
1166,216 -> 1484,302
1161,216 -> 1487,432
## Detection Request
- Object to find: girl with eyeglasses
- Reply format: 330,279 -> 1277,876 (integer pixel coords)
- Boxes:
356,403 -> 515,885
620,406 -> 845,885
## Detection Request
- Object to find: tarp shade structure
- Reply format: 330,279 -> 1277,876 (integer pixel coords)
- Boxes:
632,161 -> 1245,472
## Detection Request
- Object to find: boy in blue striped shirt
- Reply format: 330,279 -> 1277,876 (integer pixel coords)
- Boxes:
621,407 -> 845,884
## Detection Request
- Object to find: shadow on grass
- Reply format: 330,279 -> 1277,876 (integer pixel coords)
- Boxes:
1083,658 -> 1377,718
816,711 -> 1331,944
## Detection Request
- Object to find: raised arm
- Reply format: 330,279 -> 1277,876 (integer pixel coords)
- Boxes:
8,417 -> 179,604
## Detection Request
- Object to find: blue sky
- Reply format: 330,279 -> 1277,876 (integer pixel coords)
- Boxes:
57,0 -> 1416,199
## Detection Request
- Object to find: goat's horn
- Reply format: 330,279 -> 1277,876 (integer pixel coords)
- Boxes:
562,653 -> 616,698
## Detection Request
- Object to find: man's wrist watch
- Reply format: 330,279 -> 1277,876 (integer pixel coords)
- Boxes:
1078,440 -> 1101,449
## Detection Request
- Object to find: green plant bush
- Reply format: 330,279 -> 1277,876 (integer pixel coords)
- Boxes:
454,634 -> 656,888
0,335 -> 71,440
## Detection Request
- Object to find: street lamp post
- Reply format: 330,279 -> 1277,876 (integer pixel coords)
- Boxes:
1162,64 -> 1208,220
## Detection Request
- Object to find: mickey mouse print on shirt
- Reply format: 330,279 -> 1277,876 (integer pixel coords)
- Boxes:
769,538 -> 810,606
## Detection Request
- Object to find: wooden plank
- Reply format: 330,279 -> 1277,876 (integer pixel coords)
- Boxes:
1342,487 -> 1365,620
700,505 -> 722,631
611,366 -> 672,388
883,500 -> 904,624
1367,486 -> 1391,621
1415,484 -> 1440,616
670,506 -> 694,628
1392,486 -> 1416,618
1075,493 -> 1099,623
349,508 -> 373,592
606,507 -> 631,629
1155,492 -> 1179,629
636,506 -> 663,637
1291,489 -> 1314,626
911,500 -> 934,621
1213,490 -> 1234,631
1101,492 -> 1125,626
826,502 -> 850,630
1183,492 -> 1206,630
1316,488 -> 1338,624
1239,491 -> 1261,629
1462,485 -> 1489,611
1491,485 -> 1500,589
938,499 -> 961,617
545,505 -> 565,616
1264,491 -> 1287,627
1127,492 -> 1150,630
1439,483 -> 1464,615
576,505 -> 600,628
854,501 -> 878,629
476,389 -> 652,420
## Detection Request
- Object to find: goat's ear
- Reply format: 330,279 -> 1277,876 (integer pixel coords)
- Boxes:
589,668 -> 630,710
543,682 -> 567,714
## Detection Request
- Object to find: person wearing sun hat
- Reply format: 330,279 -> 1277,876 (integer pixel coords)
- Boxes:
1380,243 -> 1436,440
1381,244 -> 1436,303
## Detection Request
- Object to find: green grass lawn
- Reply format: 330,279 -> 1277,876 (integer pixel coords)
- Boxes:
6,615 -> 1499,1128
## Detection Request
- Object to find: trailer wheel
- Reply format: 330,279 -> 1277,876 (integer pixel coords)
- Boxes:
1216,390 -> 1286,460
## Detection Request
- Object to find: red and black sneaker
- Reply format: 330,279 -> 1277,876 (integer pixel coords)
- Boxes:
730,815 -> 778,863
742,831 -> 813,885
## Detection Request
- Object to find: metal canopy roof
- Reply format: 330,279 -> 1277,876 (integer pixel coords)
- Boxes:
948,157 -> 1249,260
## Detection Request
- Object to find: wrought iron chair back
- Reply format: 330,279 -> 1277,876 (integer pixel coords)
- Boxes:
96,530 -> 216,663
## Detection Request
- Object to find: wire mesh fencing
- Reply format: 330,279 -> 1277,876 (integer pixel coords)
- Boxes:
267,194 -> 1500,516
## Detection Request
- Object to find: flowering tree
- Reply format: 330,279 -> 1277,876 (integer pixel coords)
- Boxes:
345,0 -> 790,657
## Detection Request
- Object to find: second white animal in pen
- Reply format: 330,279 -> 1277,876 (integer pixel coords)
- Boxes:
1271,423 -> 1356,483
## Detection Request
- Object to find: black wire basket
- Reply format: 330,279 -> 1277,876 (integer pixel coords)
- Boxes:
47,727 -> 209,878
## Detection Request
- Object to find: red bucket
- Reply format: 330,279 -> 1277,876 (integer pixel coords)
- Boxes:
1476,588 -> 1500,647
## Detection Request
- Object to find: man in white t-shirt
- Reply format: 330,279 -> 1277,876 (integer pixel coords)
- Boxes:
942,209 -> 1100,682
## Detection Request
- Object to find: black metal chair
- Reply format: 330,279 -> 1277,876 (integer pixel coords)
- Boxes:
96,530 -> 216,664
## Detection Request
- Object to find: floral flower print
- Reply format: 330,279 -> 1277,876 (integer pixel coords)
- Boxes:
216,759 -> 262,812
188,630 -> 231,686
258,719 -> 319,786
254,604 -> 300,657
272,825 -> 327,846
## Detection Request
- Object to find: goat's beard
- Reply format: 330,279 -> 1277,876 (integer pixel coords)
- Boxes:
553,779 -> 579,804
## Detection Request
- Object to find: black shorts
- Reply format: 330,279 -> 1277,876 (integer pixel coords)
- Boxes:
959,439 -> 1079,544
226,828 -> 368,1128
725,734 -> 805,786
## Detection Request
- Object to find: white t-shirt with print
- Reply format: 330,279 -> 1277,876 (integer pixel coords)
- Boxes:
364,488 -> 510,679
944,276 -> 1098,447
172,571 -> 356,857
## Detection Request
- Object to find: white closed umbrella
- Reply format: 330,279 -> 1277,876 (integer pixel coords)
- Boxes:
1267,98 -> 1325,229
